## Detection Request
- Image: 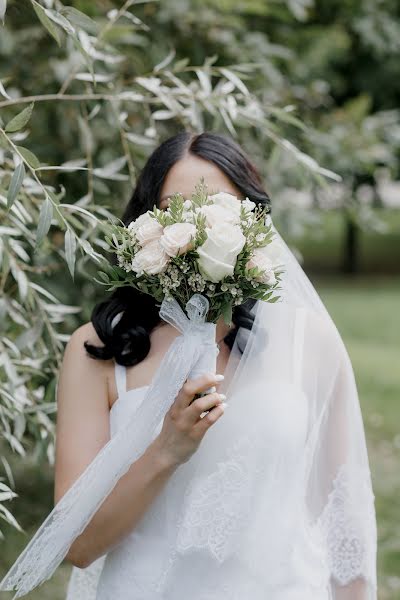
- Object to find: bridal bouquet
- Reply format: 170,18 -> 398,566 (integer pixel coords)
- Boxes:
97,179 -> 284,325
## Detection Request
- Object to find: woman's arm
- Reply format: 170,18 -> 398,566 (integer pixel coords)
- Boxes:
55,323 -> 225,569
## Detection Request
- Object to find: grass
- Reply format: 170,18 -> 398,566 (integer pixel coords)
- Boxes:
1,275 -> 399,598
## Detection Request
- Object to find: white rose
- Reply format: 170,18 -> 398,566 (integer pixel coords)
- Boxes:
208,191 -> 242,218
200,204 -> 240,227
131,239 -> 169,275
197,222 -> 246,282
246,239 -> 284,285
127,212 -> 152,234
160,222 -> 197,257
135,218 -> 164,247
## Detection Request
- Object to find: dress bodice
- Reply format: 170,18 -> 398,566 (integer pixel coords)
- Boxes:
97,374 -> 171,600
66,309 -> 332,599
109,384 -> 152,437
65,371 -> 163,600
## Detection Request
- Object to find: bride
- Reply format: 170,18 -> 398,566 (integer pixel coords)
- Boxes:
0,131 -> 377,599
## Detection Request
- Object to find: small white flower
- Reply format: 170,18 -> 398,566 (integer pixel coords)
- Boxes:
242,198 -> 256,212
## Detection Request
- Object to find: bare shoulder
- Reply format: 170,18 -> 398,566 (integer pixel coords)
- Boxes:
70,320 -> 102,346
60,321 -> 115,406
64,321 -> 105,367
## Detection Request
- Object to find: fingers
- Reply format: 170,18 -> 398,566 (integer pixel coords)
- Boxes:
185,391 -> 226,426
192,401 -> 226,437
175,373 -> 224,409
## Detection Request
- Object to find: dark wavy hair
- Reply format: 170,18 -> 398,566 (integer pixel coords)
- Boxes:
84,130 -> 272,366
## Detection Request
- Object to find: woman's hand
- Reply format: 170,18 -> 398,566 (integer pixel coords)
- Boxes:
154,373 -> 227,468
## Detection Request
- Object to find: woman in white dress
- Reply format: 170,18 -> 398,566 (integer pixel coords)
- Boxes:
63,131 -> 264,597
0,131 -> 377,599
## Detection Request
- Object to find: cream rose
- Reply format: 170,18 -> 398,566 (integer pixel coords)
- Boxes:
160,222 -> 197,257
209,191 -> 242,217
197,222 -> 246,282
246,239 -> 284,285
200,203 -> 240,228
135,218 -> 164,247
131,239 -> 169,275
127,212 -> 152,234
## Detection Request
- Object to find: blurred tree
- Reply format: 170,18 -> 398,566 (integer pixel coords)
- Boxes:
0,0 -> 338,533
0,0 -> 399,534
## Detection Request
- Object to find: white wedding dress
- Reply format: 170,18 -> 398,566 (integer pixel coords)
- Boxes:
65,316 -> 335,600
1,226 -> 376,599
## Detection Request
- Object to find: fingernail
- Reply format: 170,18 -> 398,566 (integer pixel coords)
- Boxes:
221,402 -> 228,409
209,386 -> 216,393
218,393 -> 226,401
215,374 -> 224,381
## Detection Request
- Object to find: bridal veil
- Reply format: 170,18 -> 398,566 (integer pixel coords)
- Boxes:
0,216 -> 377,599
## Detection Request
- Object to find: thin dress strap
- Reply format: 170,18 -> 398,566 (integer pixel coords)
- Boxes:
114,359 -> 127,398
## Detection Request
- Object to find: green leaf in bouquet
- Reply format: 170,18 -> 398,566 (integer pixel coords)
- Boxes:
221,302 -> 233,325
165,192 -> 184,224
96,271 -> 111,284
191,177 -> 210,208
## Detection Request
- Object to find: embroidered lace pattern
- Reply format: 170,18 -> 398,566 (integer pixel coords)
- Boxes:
317,462 -> 377,588
175,433 -> 265,563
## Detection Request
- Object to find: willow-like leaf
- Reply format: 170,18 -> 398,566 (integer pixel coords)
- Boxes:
31,0 -> 63,46
65,229 -> 77,280
0,0 -> 6,24
7,162 -> 25,210
15,145 -> 40,169
35,197 -> 53,247
5,103 -> 34,133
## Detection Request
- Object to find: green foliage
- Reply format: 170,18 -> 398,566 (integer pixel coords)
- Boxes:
5,102 -> 34,133
0,0 -> 398,542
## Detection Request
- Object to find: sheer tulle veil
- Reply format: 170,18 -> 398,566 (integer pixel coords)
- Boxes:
0,215 -> 377,599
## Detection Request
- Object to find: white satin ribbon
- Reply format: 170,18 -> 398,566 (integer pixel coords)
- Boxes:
0,293 -> 218,598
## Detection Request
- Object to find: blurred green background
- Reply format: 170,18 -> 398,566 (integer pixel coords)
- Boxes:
1,0 -> 399,598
